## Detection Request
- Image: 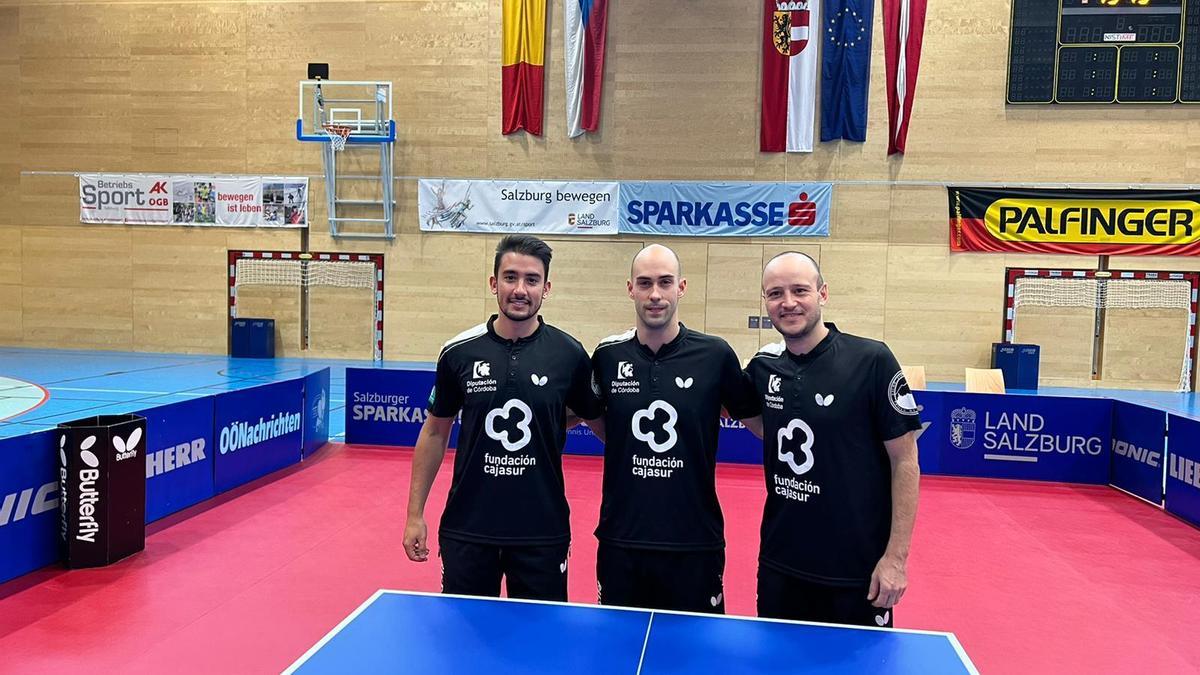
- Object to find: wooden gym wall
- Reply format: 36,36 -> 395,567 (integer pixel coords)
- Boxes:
1,0 -> 1198,388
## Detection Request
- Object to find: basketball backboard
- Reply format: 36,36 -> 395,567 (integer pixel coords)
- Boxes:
296,80 -> 394,143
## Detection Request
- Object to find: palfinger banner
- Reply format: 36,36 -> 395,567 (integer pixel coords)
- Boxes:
79,174 -> 308,227
949,186 -> 1200,256
418,179 -> 619,234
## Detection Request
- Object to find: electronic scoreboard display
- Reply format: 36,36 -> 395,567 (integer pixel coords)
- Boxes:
1008,0 -> 1200,104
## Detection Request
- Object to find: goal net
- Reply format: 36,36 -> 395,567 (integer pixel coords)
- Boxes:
1005,269 -> 1199,391
228,250 -> 385,361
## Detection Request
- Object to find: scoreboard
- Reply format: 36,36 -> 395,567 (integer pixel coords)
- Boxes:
1008,0 -> 1200,104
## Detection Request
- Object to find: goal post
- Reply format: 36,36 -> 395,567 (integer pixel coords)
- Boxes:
228,250 -> 385,361
1003,268 -> 1200,392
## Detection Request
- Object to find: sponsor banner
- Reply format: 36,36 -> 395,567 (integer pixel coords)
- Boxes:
564,423 -> 604,456
931,391 -> 1112,483
136,398 -> 216,523
213,380 -> 304,493
1166,414 -> 1200,528
620,182 -> 831,236
345,368 -> 461,447
0,431 -> 59,584
79,174 -> 307,228
1110,402 -> 1167,505
303,369 -> 332,458
912,390 -> 944,475
418,179 -> 618,234
717,416 -> 759,464
948,186 -> 1200,255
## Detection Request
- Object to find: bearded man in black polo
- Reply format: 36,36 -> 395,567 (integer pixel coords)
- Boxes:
590,244 -> 759,613
403,235 -> 602,601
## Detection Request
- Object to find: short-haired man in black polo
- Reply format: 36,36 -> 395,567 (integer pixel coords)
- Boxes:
742,251 -> 922,628
403,235 -> 603,601
590,244 -> 760,613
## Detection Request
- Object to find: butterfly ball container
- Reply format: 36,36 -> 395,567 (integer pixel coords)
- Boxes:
56,414 -> 148,568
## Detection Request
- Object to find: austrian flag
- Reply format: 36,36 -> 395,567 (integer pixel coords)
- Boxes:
761,0 -> 821,153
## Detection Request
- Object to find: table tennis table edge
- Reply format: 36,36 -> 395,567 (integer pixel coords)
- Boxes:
283,589 -> 980,675
282,588 -> 389,675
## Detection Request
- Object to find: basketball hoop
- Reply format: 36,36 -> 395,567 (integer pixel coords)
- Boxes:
322,124 -> 353,152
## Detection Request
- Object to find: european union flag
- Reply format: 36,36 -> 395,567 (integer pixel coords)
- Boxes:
820,0 -> 873,142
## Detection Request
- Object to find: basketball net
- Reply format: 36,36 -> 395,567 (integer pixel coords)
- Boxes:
322,124 -> 353,152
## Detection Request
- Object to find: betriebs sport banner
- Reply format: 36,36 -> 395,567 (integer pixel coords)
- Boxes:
80,174 -> 308,227
948,187 -> 1200,256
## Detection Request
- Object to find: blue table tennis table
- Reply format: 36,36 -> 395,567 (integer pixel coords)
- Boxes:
285,590 -> 978,674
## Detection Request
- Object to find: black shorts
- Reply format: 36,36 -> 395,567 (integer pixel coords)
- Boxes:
440,538 -> 569,602
757,563 -> 894,628
596,542 -> 725,614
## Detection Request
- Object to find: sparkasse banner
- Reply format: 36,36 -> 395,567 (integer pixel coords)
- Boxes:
79,174 -> 308,227
949,186 -> 1200,255
419,179 -> 618,234
619,181 -> 832,236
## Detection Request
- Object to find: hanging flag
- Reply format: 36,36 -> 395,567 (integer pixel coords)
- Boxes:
820,0 -> 873,143
502,0 -> 547,135
564,0 -> 609,138
761,0 -> 821,153
882,0 -> 927,155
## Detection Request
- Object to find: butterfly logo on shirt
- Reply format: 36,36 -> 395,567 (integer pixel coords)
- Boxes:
814,393 -> 834,407
674,376 -> 694,389
530,374 -> 548,386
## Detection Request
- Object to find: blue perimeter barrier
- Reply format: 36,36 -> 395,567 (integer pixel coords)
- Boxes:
344,368 -> 1200,530
7,366 -> 1198,586
0,369 -> 332,585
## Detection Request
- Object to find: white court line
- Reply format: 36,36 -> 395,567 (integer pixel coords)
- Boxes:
1108,483 -> 1164,508
947,633 -> 981,675
984,454 -> 1038,463
282,589 -> 387,675
374,588 -> 972,639
286,589 -> 980,673
635,613 -> 655,675
50,386 -> 171,395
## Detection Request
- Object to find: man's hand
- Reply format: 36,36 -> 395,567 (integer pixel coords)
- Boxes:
867,553 -> 908,608
403,516 -> 430,562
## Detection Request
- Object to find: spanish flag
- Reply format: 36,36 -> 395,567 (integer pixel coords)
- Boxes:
502,0 -> 547,136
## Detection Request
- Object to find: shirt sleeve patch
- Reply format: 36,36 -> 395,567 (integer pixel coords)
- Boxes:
887,371 -> 920,416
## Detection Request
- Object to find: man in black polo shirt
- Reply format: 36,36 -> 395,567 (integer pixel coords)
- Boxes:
403,235 -> 602,601
591,244 -> 759,613
743,251 -> 922,628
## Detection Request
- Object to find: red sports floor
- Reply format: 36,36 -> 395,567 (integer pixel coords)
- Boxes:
1,443 -> 1198,674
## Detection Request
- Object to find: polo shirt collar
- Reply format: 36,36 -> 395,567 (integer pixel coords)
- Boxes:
636,323 -> 689,359
787,322 -> 839,364
486,314 -> 545,345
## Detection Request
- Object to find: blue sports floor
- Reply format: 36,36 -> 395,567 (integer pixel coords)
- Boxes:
0,347 -> 431,441
1,346 -> 1198,442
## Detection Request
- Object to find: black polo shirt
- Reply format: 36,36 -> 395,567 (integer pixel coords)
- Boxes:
745,324 -> 922,586
427,316 -> 602,546
591,325 -> 760,550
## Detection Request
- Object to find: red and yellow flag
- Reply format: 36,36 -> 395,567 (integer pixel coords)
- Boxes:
502,0 -> 546,136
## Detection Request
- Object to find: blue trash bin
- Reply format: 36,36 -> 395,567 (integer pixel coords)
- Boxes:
230,318 -> 275,358
991,343 -> 1040,390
